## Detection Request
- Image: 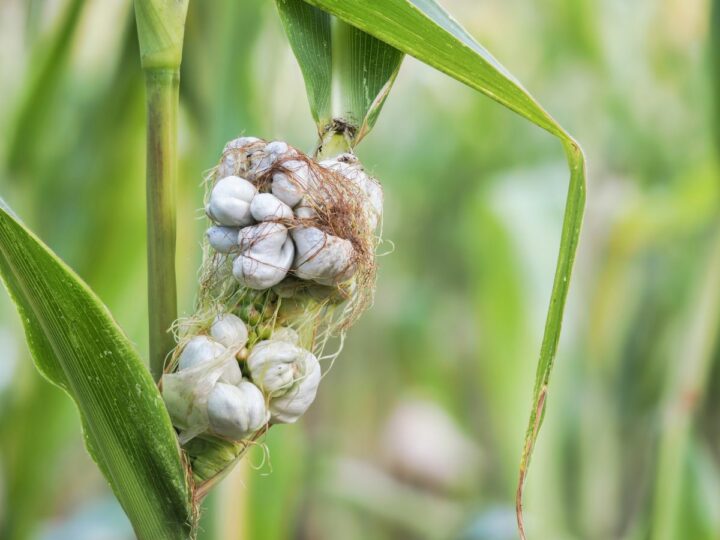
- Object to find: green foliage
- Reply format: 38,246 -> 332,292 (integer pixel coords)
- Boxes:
0,204 -> 193,539
275,0 -> 333,125
332,21 -> 405,143
0,1 -> 718,538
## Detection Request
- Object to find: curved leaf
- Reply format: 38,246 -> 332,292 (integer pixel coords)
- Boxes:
0,203 -> 194,539
298,1 -> 587,536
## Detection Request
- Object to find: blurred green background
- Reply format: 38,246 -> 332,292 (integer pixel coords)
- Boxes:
1,0 -> 719,539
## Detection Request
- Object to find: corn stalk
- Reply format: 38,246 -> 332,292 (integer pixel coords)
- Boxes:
134,0 -> 189,381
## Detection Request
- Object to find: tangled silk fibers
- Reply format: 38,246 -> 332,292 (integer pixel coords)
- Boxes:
161,136 -> 383,447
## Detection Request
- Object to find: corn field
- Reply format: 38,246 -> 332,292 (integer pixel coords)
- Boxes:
0,0 -> 717,539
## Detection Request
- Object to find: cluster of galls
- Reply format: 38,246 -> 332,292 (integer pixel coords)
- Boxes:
167,311 -> 320,441
205,136 -> 382,289
162,136 -> 383,444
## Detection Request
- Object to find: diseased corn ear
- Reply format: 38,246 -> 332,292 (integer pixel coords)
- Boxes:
161,135 -> 384,491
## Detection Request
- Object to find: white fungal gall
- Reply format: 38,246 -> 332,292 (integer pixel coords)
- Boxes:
207,381 -> 269,440
206,226 -> 240,253
247,341 -> 300,397
293,203 -> 317,220
269,349 -> 321,424
250,193 -> 294,222
177,336 -> 225,370
356,177 -> 383,231
206,176 -> 257,227
210,313 -> 248,349
177,336 -> 242,385
265,140 -> 290,155
271,160 -> 315,207
320,156 -> 383,230
233,222 -> 294,289
223,136 -> 262,153
319,153 -> 358,171
318,156 -> 355,180
291,227 -> 356,285
248,140 -> 295,179
217,153 -> 238,179
247,338 -> 321,423
218,137 -> 265,178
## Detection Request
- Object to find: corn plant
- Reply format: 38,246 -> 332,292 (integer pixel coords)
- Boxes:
0,0 -> 586,538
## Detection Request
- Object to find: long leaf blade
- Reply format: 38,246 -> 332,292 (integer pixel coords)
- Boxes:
301,1 -> 587,536
0,204 -> 193,539
276,0 -> 333,126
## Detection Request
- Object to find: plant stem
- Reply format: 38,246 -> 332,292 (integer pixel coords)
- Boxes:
144,68 -> 179,382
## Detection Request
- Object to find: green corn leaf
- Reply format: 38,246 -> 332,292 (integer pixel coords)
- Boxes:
275,0 -> 333,126
0,203 -> 194,539
299,1 -> 587,536
275,0 -> 404,145
333,21 -> 404,143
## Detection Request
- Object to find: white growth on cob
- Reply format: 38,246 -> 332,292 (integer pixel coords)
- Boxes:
207,381 -> 269,440
162,136 -> 384,445
177,336 -> 242,385
247,334 -> 321,423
